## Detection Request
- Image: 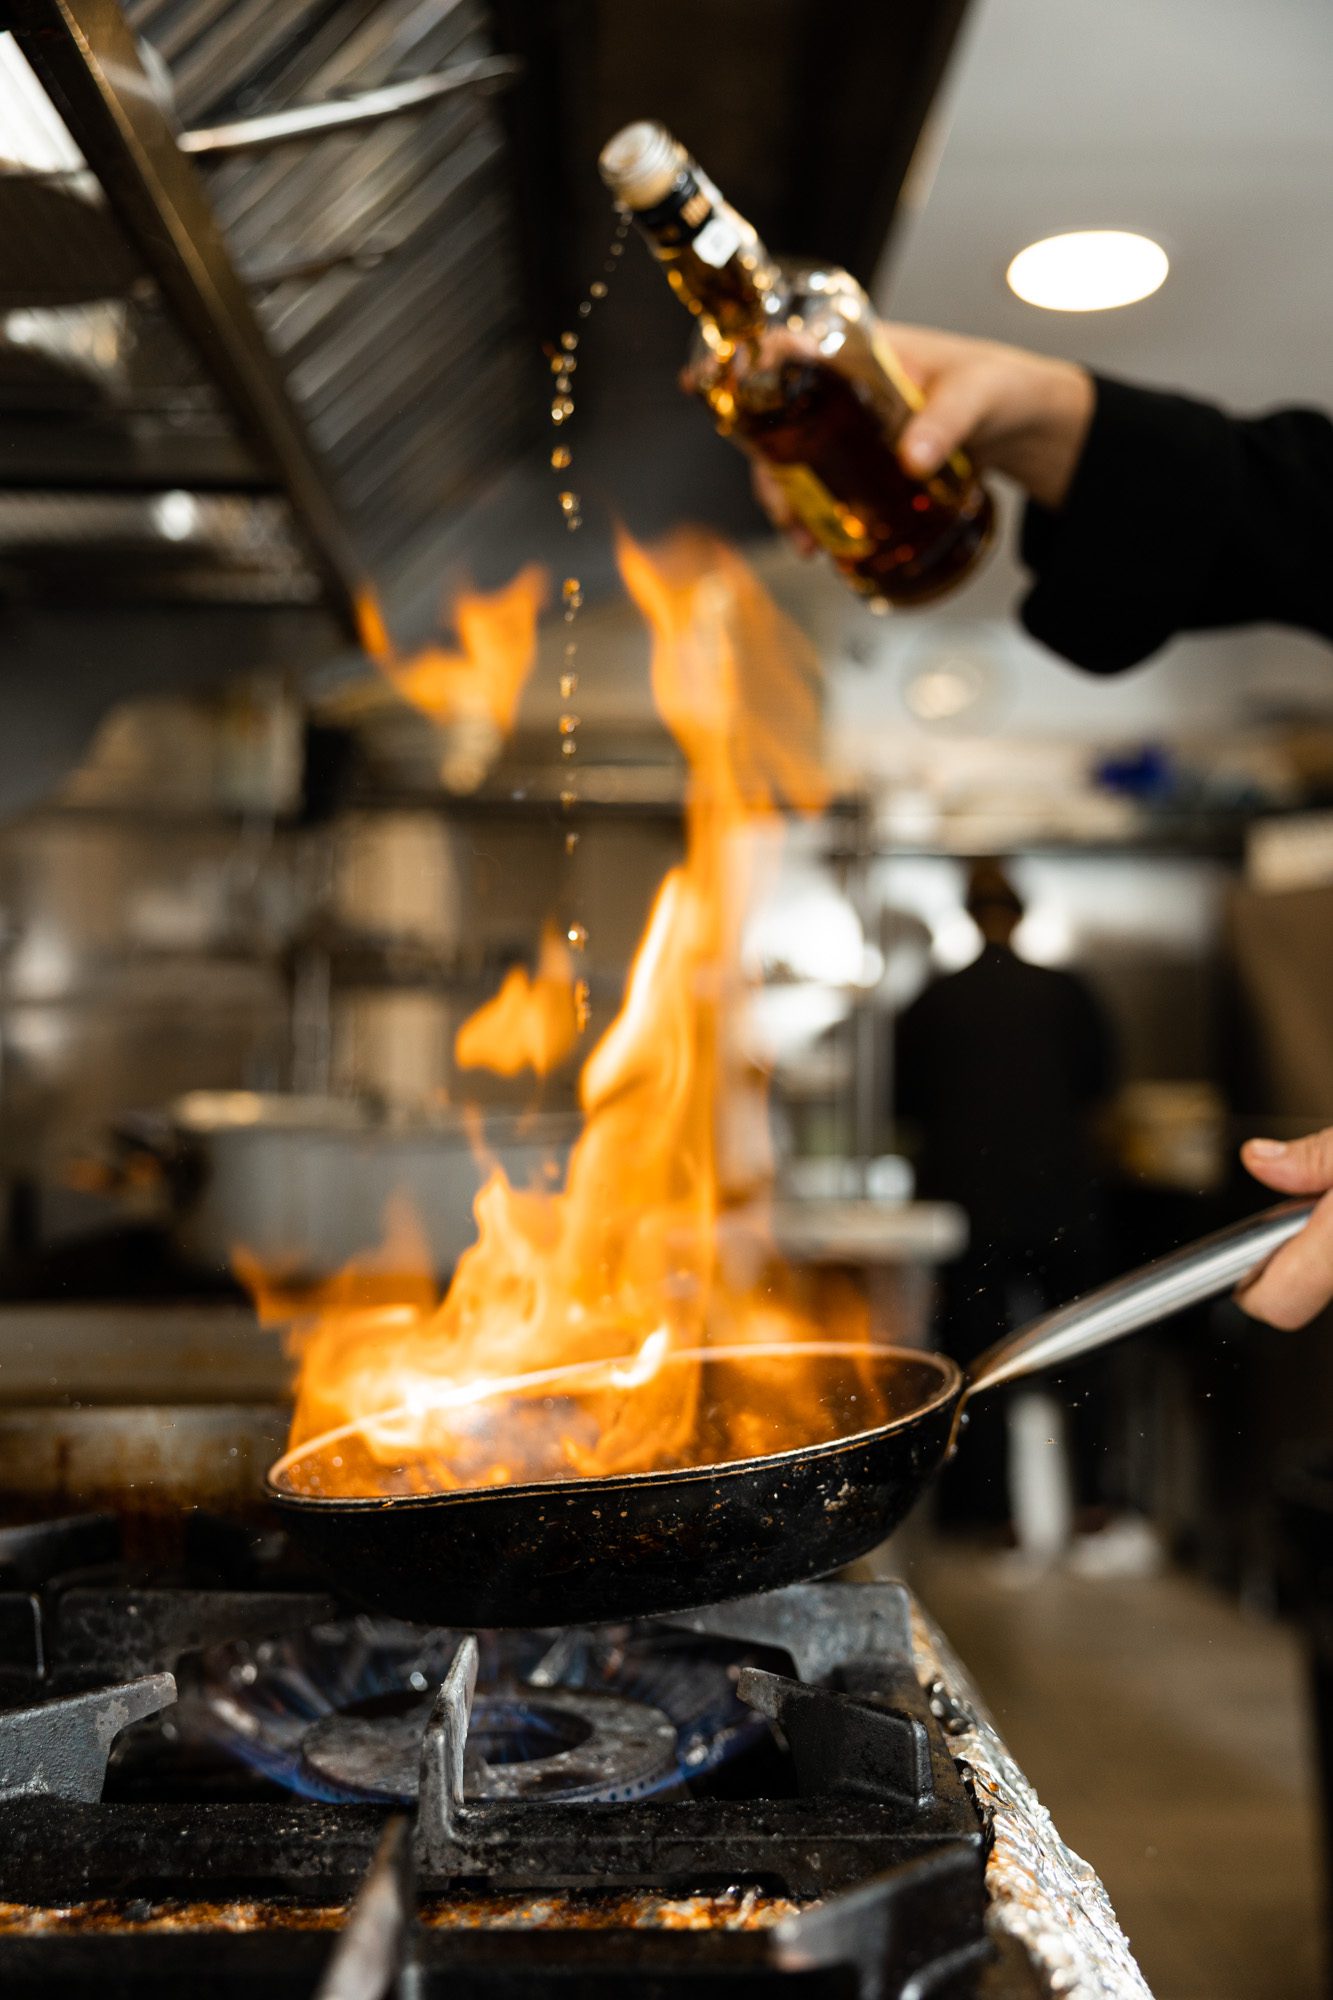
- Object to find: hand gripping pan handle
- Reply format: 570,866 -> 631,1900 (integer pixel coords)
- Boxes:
966,1199 -> 1317,1401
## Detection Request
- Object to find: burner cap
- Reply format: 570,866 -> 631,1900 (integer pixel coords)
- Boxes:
300,1684 -> 678,1804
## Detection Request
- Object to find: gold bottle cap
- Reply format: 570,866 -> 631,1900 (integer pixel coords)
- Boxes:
598,121 -> 684,210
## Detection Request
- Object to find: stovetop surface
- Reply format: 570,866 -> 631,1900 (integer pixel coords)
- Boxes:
0,1510 -> 1045,2000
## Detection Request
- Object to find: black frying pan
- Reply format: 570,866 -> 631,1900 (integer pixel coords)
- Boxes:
267,1201 -> 1311,1627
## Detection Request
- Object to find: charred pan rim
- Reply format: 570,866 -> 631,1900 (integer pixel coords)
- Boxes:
264,1346 -> 964,1511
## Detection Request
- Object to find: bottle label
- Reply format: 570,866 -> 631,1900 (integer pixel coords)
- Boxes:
692,214 -> 741,268
763,463 -> 876,558
635,164 -> 745,268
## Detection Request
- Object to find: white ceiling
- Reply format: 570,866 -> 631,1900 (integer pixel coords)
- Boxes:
883,0 -> 1333,408
803,0 -> 1333,752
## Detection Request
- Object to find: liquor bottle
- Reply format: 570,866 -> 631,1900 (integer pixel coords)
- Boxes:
599,121 -> 993,609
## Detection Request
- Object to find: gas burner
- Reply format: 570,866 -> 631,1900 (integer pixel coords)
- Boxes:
189,1615 -> 776,1802
0,1532 -> 1119,1999
300,1684 -> 678,1803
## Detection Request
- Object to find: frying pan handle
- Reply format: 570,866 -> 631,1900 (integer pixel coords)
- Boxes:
965,1199 -> 1317,1400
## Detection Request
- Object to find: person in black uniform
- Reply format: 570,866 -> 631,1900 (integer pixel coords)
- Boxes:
893,859 -> 1118,1526
750,326 -> 1333,1333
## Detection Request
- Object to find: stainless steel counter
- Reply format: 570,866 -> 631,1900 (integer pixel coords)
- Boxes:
910,1599 -> 1155,2000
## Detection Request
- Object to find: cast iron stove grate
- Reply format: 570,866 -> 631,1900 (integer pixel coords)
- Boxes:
0,1511 -> 1033,1999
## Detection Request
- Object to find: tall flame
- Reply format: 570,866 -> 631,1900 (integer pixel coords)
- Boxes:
257,530 -> 879,1498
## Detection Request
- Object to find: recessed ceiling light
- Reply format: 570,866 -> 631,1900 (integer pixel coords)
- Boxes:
1005,230 -> 1169,312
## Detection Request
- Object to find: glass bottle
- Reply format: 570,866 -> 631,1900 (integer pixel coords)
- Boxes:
599,121 -> 993,609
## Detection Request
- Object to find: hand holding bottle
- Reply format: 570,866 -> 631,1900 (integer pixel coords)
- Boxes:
601,122 -> 995,608
738,324 -> 1095,554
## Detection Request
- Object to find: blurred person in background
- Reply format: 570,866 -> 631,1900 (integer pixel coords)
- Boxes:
750,326 -> 1333,1333
894,860 -> 1118,1549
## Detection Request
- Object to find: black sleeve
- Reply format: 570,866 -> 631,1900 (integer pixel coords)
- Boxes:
1019,373 -> 1333,674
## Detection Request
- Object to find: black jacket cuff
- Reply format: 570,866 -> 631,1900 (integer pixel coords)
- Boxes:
1018,373 -> 1239,674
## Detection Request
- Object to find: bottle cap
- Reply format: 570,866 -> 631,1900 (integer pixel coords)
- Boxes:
598,121 -> 683,210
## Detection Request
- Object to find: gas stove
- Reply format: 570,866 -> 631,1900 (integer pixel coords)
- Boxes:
0,1510 -> 1151,1999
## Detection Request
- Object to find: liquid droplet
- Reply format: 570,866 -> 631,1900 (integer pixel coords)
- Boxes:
562,578 -> 583,608
550,445 -> 572,470
558,490 -> 579,515
577,300 -> 592,318
549,353 -> 567,374
559,712 -> 580,735
560,331 -> 578,351
589,280 -> 607,299
559,672 -> 578,699
564,828 -> 580,854
574,978 -> 590,1030
566,922 -> 588,951
561,736 -> 578,757
564,640 -> 577,658
550,397 -> 574,425
560,787 -> 577,810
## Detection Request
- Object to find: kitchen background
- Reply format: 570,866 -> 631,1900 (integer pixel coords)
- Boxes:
0,1 -> 1331,1995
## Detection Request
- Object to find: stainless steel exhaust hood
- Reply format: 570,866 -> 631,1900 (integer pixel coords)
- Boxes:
0,0 -> 970,805
0,0 -> 528,635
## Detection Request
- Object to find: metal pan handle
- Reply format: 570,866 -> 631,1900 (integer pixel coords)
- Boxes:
965,1199 -> 1317,1400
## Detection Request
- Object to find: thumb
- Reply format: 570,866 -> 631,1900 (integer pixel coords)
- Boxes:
898,368 -> 993,478
1242,1125 -> 1333,1194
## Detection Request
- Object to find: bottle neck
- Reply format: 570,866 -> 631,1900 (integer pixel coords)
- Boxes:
629,162 -> 777,337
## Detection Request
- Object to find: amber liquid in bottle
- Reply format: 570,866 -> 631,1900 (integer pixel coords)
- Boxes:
599,122 -> 993,609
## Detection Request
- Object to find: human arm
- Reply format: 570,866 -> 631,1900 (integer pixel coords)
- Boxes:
748,322 -> 1333,673
1019,375 -> 1333,672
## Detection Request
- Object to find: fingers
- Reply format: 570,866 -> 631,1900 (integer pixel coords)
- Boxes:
897,363 -> 999,478
1242,1125 -> 1333,1194
877,321 -> 967,384
1236,1126 -> 1333,1328
1235,1187 -> 1333,1330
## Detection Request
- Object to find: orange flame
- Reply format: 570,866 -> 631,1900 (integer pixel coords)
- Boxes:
256,529 -> 881,1498
355,569 -> 547,791
384,564 -> 547,736
455,921 -> 579,1079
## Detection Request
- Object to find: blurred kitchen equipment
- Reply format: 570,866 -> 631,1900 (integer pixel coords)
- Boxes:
0,165 -> 140,308
0,1404 -> 284,1547
268,1200 -> 1313,1627
177,58 -> 520,160
1232,879 -> 1333,1118
130,1090 -> 577,1279
1114,1079 -> 1228,1192
0,59 -> 521,310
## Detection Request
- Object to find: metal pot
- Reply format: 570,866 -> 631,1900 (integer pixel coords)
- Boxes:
160,1091 -> 577,1279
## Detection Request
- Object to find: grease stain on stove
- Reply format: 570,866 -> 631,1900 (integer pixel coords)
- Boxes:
0,1890 -> 808,1937
417,1889 -> 806,1932
0,1899 -> 347,1935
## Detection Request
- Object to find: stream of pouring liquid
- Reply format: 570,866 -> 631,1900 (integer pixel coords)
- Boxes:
549,209 -> 632,1024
